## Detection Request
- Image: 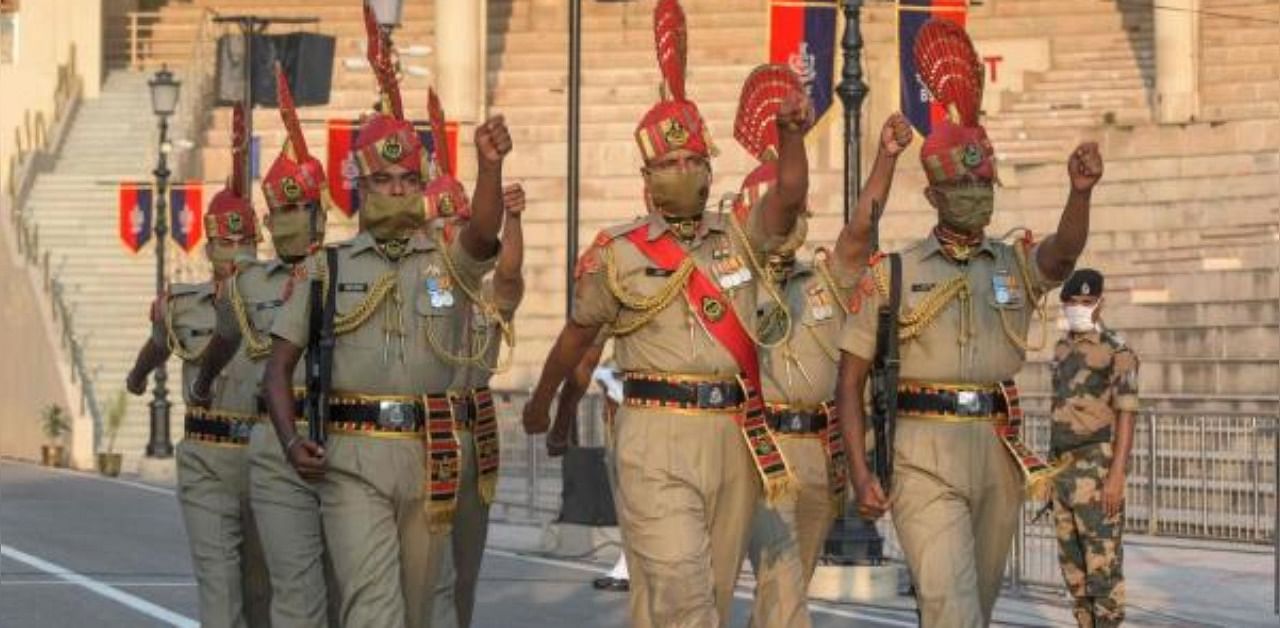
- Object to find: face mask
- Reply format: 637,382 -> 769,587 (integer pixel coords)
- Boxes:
1063,304 -> 1099,332
270,206 -> 324,259
937,185 -> 995,234
646,163 -> 711,218
360,192 -> 426,241
207,241 -> 257,279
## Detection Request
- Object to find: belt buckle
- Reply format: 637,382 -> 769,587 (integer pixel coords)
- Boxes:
788,412 -> 804,433
956,391 -> 982,416
699,383 -> 726,408
231,420 -> 253,442
378,401 -> 413,430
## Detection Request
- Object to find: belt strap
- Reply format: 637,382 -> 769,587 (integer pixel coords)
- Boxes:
623,376 -> 746,411
897,385 -> 1006,420
764,405 -> 829,434
184,409 -> 255,446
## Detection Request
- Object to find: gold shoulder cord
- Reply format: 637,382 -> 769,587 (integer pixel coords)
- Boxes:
725,215 -> 792,348
603,243 -> 694,336
228,274 -> 273,360
869,262 -> 972,343
165,295 -> 210,363
425,235 -> 515,368
814,251 -> 852,315
999,238 -> 1050,352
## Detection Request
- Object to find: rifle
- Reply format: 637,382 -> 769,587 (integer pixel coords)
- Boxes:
868,198 -> 902,488
305,221 -> 337,446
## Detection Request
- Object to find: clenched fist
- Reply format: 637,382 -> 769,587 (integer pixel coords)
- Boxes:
476,115 -> 512,169
1068,142 -> 1103,192
503,183 -> 526,217
776,90 -> 815,137
880,112 -> 913,158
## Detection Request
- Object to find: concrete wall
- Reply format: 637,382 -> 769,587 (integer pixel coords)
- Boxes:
0,0 -> 103,201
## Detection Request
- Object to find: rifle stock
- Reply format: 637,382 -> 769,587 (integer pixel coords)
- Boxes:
870,253 -> 902,488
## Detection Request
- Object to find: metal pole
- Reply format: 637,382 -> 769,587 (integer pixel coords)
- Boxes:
836,0 -> 869,225
146,116 -> 174,458
241,20 -> 257,190
1147,412 -> 1158,534
565,0 -> 581,318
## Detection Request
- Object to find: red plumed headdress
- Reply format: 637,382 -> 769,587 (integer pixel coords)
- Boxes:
914,19 -> 996,185
734,64 -> 805,163
262,63 -> 329,211
206,103 -> 258,241
634,0 -> 714,162
352,1 -> 424,176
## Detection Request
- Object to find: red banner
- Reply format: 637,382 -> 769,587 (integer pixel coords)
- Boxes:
118,182 -> 153,254
169,183 -> 204,253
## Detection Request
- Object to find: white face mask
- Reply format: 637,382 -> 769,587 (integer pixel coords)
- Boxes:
1064,304 -> 1099,332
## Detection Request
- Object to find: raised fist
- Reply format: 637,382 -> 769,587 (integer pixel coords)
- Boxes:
1068,142 -> 1103,192
476,115 -> 512,168
881,112 -> 913,157
776,90 -> 815,137
503,183 -> 526,216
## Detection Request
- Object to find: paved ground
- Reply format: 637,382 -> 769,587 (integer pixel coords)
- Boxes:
1,459 -> 1276,627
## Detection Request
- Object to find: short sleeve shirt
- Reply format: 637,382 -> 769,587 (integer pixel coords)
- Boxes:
154,282 -> 218,405
1049,329 -> 1140,455
211,260 -> 295,415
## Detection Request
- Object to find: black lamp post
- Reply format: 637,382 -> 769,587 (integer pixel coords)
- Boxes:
821,0 -> 885,566
145,66 -> 180,458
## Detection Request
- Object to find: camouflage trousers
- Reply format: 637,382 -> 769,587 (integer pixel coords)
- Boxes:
1052,442 -> 1125,628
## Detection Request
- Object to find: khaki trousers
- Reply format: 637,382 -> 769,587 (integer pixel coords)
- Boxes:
614,407 -> 760,628
434,432 -> 489,628
605,418 -> 651,628
248,422 -> 339,628
747,437 -> 833,628
891,418 -> 1022,628
176,439 -> 272,628
318,434 -> 450,628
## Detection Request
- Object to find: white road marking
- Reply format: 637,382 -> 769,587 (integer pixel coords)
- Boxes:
484,548 -> 918,627
0,545 -> 198,627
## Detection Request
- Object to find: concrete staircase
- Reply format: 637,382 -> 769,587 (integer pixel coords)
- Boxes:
1200,0 -> 1280,122
20,71 -> 176,466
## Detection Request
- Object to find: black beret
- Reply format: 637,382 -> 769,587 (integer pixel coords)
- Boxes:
1061,268 -> 1104,301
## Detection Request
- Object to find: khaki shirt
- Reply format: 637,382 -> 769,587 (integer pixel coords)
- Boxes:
271,231 -> 496,395
758,255 -> 860,407
152,282 -> 218,406
211,259 -> 297,415
839,233 -> 1061,385
1049,329 -> 1140,455
451,279 -> 522,391
572,208 -> 780,378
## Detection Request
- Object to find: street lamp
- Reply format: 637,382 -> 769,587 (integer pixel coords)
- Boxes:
145,65 -> 180,459
367,0 -> 404,29
821,0 -> 885,566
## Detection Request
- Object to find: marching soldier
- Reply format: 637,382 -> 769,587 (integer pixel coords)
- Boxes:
835,19 -> 1102,627
125,104 -> 271,628
260,5 -> 510,626
1050,269 -> 1137,628
738,64 -> 915,624
521,1 -> 811,625
192,66 -> 336,627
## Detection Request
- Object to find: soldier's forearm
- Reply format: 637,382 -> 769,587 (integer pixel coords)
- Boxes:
1037,189 -> 1092,281
763,131 -> 808,237
129,339 -> 171,383
531,323 -> 600,407
495,213 -> 523,282
264,338 -> 303,446
194,333 -> 240,393
1110,410 -> 1137,476
836,147 -> 899,267
461,164 -> 504,260
836,353 -> 874,478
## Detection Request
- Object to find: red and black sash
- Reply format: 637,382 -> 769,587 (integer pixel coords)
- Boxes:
471,387 -> 500,505
819,400 -> 849,513
425,394 -> 460,533
624,229 -> 792,503
996,380 -> 1055,498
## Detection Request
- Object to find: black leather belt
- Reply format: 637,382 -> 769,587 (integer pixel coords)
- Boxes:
622,376 -> 746,411
329,398 -> 428,432
256,395 -> 305,418
185,409 -> 255,445
765,405 -> 830,434
897,386 -> 1006,418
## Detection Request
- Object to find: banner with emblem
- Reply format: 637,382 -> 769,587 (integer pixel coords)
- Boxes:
898,0 -> 969,136
118,182 -> 153,254
768,0 -> 838,127
327,119 -> 453,217
169,183 -> 204,253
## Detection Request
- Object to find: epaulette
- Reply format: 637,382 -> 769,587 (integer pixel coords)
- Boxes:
576,218 -> 648,279
602,217 -> 649,240
169,282 -> 213,300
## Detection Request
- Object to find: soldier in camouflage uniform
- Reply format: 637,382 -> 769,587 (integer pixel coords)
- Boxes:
192,66 -> 338,628
125,105 -> 271,628
1050,269 -> 1138,628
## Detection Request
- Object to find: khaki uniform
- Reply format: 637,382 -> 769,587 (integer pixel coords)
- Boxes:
437,280 -> 520,628
271,232 -> 495,628
1050,330 -> 1139,628
747,257 -> 858,627
161,281 -> 271,628
214,259 -> 339,628
573,209 -> 787,628
839,234 -> 1061,627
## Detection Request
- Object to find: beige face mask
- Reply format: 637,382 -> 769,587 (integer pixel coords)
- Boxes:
646,163 -> 711,219
269,205 -> 325,260
207,240 -> 257,279
360,192 -> 426,241
937,185 -> 995,234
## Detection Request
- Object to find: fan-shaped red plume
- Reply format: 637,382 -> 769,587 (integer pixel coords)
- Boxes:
428,88 -> 451,177
274,63 -> 310,163
734,64 -> 805,162
912,19 -> 984,127
653,0 -> 688,102
364,1 -> 403,119
230,102 -> 248,199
